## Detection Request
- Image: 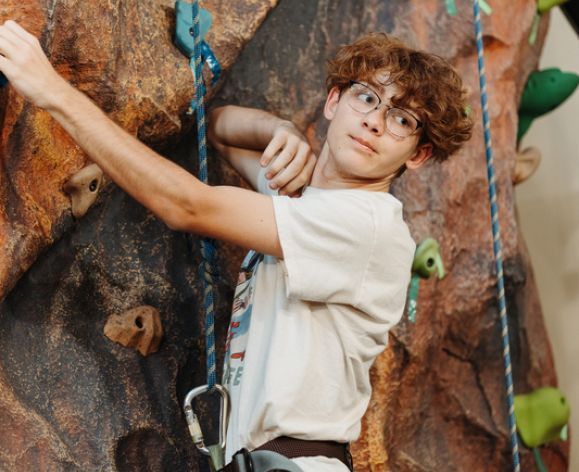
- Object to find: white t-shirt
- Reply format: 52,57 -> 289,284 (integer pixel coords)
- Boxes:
223,174 -> 415,471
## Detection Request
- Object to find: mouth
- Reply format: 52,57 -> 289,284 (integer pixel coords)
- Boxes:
350,135 -> 376,153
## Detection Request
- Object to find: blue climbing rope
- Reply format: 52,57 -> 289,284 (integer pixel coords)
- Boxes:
191,0 -> 217,390
472,1 -> 521,470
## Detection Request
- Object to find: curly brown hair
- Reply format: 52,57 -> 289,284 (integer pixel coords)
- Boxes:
326,33 -> 473,162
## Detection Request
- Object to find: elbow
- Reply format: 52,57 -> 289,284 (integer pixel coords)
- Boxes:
157,195 -> 201,233
207,106 -> 227,149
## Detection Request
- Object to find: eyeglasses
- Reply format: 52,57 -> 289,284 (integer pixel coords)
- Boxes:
346,81 -> 423,138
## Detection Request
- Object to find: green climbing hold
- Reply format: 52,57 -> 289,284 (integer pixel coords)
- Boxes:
411,238 -> 445,279
537,0 -> 569,14
445,0 -> 457,16
175,1 -> 213,58
514,387 -> 570,448
518,68 -> 579,142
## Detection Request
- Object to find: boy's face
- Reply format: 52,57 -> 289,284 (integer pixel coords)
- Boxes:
323,75 -> 431,187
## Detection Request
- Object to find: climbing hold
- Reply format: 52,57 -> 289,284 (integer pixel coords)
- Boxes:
62,163 -> 106,218
175,1 -> 221,113
445,0 -> 457,16
514,387 -> 570,448
407,275 -> 420,323
478,0 -> 493,15
513,147 -> 541,185
103,306 -> 164,356
531,0 -> 570,44
537,0 -> 569,14
412,238 -> 445,279
518,68 -> 579,142
175,2 -> 213,57
407,238 -> 445,323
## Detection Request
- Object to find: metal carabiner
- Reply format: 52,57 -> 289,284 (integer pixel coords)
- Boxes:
183,383 -> 230,456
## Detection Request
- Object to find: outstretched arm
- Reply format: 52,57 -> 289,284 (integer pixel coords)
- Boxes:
208,105 -> 316,196
0,20 -> 284,257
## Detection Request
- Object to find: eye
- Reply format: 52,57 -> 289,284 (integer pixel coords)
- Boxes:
357,92 -> 378,105
395,115 -> 409,126
391,110 -> 416,129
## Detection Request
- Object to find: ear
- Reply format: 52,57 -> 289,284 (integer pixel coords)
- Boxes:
323,86 -> 342,120
406,143 -> 433,170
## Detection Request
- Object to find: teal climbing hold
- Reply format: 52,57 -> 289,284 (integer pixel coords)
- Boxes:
175,1 -> 213,58
445,0 -> 458,16
518,68 -> 579,142
478,0 -> 493,15
407,275 -> 420,323
514,387 -> 570,448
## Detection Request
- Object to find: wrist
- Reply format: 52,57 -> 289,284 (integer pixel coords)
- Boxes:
44,77 -> 78,114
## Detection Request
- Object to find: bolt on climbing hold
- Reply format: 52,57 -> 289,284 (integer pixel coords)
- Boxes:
103,305 -> 164,356
63,163 -> 106,218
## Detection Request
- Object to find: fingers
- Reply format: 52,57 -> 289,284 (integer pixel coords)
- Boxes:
267,142 -> 308,187
261,133 -> 285,167
278,153 -> 316,196
261,122 -> 315,196
0,33 -> 18,60
266,141 -> 303,177
3,20 -> 34,43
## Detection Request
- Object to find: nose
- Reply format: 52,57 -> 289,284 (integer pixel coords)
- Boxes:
362,106 -> 386,135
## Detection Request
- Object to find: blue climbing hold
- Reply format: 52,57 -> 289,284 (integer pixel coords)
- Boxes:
175,1 -> 213,58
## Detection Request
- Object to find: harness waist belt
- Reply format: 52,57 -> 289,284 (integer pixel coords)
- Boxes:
221,436 -> 353,471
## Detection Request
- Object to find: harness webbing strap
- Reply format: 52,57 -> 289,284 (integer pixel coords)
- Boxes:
472,1 -> 521,470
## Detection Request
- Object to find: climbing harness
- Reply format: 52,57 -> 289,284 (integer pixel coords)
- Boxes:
177,1 -> 229,470
407,238 -> 445,323
472,1 -> 521,470
222,449 -> 304,472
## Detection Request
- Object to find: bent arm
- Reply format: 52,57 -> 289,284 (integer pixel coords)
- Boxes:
208,106 -> 281,190
208,106 -> 316,194
208,105 -> 288,153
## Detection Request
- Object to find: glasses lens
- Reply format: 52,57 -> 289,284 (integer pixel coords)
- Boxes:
386,108 -> 419,137
348,83 -> 380,113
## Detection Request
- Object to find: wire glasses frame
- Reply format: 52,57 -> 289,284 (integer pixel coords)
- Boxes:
347,81 -> 423,138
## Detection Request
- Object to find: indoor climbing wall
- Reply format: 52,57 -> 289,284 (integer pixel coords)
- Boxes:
0,0 -> 570,471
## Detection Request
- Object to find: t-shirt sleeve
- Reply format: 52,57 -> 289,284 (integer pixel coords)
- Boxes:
272,190 -> 415,325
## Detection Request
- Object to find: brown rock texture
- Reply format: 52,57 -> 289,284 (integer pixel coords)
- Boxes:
0,0 -> 569,471
0,0 -> 278,301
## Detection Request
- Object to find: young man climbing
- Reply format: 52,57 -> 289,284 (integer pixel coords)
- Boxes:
0,20 -> 472,472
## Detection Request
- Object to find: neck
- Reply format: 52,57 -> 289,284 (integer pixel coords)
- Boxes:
310,142 -> 394,192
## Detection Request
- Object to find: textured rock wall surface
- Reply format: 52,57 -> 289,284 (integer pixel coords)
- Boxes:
0,0 -> 569,471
